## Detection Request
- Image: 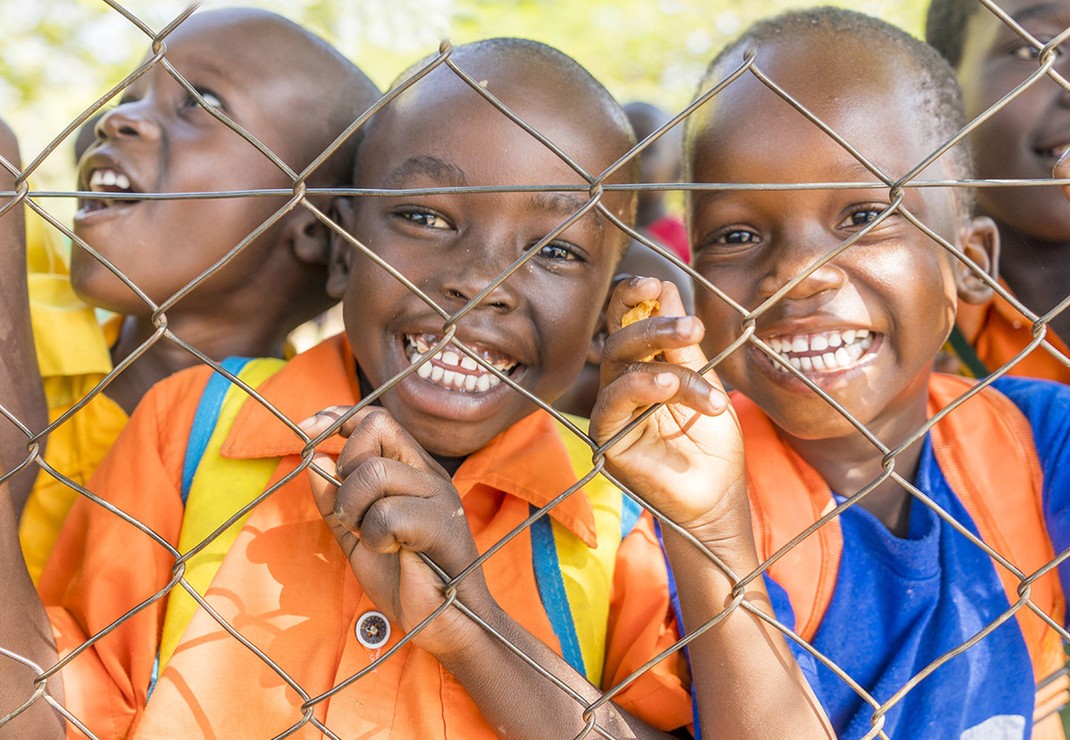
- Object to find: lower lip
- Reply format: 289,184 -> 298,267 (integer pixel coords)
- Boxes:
73,201 -> 138,228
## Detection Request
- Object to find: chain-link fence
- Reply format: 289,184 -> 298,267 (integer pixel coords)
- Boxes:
2,0 -> 1070,737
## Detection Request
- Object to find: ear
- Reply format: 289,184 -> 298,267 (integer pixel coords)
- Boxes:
283,206 -> 333,269
325,197 -> 357,300
954,216 -> 999,306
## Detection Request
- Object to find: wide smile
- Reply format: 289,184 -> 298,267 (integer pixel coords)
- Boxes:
762,328 -> 878,376
403,333 -> 522,394
76,166 -> 142,218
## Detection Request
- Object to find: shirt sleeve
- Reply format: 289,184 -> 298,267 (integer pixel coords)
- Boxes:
602,511 -> 692,731
37,368 -> 209,737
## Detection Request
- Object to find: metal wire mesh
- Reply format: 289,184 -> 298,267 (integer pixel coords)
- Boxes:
1,1 -> 1069,738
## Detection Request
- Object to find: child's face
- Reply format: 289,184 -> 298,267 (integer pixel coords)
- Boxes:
337,69 -> 632,458
956,0 -> 1070,241
688,45 -> 988,441
70,14 -> 323,314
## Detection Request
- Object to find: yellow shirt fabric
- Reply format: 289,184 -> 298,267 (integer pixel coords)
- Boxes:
19,211 -> 128,583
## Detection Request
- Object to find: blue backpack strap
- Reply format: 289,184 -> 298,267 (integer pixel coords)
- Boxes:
530,507 -> 588,679
180,356 -> 254,504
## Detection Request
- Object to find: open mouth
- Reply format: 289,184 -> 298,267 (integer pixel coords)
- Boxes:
403,333 -> 521,393
763,329 -> 876,374
78,167 -> 141,215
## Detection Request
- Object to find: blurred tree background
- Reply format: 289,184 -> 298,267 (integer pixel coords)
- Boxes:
5,0 -> 929,199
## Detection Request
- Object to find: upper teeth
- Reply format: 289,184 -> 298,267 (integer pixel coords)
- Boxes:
404,335 -> 518,393
89,169 -> 132,191
765,329 -> 874,373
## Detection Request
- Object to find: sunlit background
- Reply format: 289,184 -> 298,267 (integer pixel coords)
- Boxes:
8,0 -> 929,198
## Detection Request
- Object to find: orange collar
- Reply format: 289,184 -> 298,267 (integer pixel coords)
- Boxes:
220,334 -> 596,545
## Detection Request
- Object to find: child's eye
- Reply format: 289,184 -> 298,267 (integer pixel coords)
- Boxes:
1011,39 -> 1061,61
536,241 -> 582,262
719,229 -> 760,245
839,207 -> 885,228
394,208 -> 452,230
184,87 -> 224,112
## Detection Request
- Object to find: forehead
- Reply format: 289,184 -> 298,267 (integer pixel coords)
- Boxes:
691,40 -> 945,181
360,69 -> 627,188
971,0 -> 1070,32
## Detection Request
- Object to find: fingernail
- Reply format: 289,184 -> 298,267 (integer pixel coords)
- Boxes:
655,372 -> 675,387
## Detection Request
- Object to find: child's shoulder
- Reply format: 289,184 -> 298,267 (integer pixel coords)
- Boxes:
989,374 -> 1070,445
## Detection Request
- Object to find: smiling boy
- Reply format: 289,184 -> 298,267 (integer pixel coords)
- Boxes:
0,37 -> 709,739
927,0 -> 1070,381
18,7 -> 381,582
595,8 -> 1070,739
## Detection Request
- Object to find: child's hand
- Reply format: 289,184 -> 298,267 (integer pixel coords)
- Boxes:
302,407 -> 490,656
591,277 -> 748,544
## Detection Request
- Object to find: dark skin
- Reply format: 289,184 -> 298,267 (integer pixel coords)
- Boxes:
310,51 -> 660,737
956,0 -> 1070,339
591,278 -> 833,738
307,47 -> 831,736
0,9 -> 376,730
0,120 -> 47,510
70,8 -> 365,415
683,38 -> 997,537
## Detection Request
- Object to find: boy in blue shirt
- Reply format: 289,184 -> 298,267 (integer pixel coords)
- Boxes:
593,8 -> 1070,739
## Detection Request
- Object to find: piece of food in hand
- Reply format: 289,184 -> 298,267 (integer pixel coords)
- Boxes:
621,299 -> 662,362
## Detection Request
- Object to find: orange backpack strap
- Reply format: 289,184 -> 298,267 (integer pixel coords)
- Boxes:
735,393 -> 842,641
928,374 -> 1067,724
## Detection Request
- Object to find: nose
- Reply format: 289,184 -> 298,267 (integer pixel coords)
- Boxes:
437,243 -> 521,315
756,236 -> 847,304
96,98 -> 162,142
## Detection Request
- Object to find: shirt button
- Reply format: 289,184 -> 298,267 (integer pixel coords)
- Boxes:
355,610 -> 391,649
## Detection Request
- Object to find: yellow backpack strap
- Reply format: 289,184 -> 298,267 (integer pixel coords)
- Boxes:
928,374 -> 1067,729
151,357 -> 286,693
529,414 -> 639,687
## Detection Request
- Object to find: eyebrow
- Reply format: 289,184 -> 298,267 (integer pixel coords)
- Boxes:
1010,3 -> 1070,25
532,191 -> 605,239
383,156 -> 468,188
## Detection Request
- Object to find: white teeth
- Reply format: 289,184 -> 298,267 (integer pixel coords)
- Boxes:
404,335 -> 516,393
764,328 -> 876,374
89,169 -> 132,192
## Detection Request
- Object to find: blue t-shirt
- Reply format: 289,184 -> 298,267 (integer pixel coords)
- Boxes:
722,377 -> 1070,739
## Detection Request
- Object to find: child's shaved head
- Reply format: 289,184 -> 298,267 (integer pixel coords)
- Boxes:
374,37 -> 637,249
181,7 -> 380,189
692,7 -> 973,206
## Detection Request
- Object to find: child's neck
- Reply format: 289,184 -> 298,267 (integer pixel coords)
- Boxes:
781,405 -> 929,538
105,314 -> 289,415
355,370 -> 469,478
997,225 -> 1070,341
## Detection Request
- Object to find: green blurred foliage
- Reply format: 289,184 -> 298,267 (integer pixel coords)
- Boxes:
7,0 -> 930,195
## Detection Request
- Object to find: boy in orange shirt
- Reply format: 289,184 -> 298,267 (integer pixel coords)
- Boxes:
18,7 -> 381,581
0,37 -> 827,739
926,0 -> 1070,381
595,8 -> 1070,739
